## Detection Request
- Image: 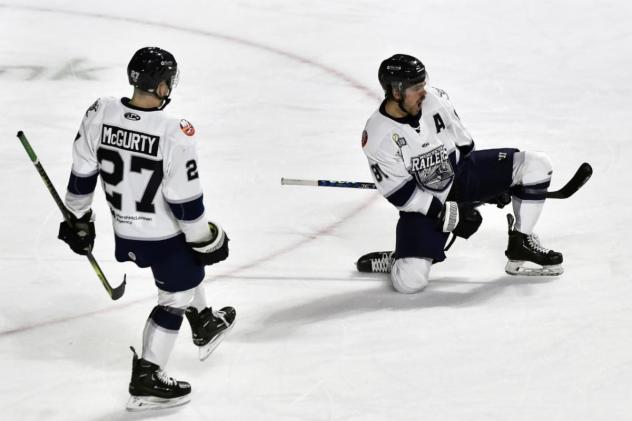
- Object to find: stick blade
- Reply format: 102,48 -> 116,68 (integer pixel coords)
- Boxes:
546,162 -> 593,199
110,274 -> 126,300
565,162 -> 593,195
578,162 -> 593,178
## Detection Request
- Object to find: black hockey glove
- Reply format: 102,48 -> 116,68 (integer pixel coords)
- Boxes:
438,201 -> 482,239
188,222 -> 229,266
453,203 -> 482,239
58,210 -> 95,256
485,192 -> 511,209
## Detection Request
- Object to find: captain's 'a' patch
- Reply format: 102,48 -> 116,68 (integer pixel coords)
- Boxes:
433,113 -> 446,133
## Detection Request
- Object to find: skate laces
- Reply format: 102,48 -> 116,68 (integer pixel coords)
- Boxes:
526,233 -> 551,254
371,252 -> 393,272
212,309 -> 230,327
156,370 -> 177,387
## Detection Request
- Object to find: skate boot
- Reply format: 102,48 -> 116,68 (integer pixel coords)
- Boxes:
126,347 -> 191,411
356,251 -> 394,273
504,214 -> 563,276
185,306 -> 236,361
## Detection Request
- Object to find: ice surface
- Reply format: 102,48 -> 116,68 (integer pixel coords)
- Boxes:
1,1 -> 631,420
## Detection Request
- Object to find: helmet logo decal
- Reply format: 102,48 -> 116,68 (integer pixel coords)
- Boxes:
180,119 -> 195,136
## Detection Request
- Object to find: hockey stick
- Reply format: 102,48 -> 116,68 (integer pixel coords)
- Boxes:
281,178 -> 377,190
542,162 -> 592,199
17,131 -> 126,300
281,162 -> 593,199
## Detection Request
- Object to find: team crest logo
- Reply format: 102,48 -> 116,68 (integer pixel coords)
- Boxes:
361,130 -> 368,147
179,119 -> 195,136
410,145 -> 454,192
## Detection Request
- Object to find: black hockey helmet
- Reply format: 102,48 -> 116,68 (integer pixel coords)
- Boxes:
127,47 -> 178,93
378,54 -> 426,99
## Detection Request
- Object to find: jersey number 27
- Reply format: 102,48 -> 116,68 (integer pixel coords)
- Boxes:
97,148 -> 163,213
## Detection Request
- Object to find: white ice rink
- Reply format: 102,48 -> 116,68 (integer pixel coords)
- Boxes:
1,1 -> 631,420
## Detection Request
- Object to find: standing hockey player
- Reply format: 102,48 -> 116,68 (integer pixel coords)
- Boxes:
358,53 -> 563,293
57,47 -> 236,410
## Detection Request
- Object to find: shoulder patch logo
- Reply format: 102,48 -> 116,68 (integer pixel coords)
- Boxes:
361,130 -> 368,147
180,119 -> 195,136
392,133 -> 407,147
433,87 -> 450,100
85,99 -> 100,117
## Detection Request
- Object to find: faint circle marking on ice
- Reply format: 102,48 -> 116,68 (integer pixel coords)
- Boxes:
0,3 -> 378,99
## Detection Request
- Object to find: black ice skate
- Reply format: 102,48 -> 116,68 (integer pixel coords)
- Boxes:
504,214 -> 563,276
185,306 -> 236,361
126,347 -> 191,412
356,251 -> 394,273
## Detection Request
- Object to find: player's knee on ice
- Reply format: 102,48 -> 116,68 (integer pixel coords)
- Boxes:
513,151 -> 553,186
391,257 -> 432,294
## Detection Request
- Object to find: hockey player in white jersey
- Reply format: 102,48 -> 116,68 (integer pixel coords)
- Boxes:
57,47 -> 236,410
358,54 -> 563,293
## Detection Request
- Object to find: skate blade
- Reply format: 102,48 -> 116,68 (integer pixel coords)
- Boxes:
199,322 -> 235,361
126,394 -> 191,412
505,260 -> 564,276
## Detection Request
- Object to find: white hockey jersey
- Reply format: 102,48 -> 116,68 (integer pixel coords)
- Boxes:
65,97 -> 209,243
362,87 -> 474,218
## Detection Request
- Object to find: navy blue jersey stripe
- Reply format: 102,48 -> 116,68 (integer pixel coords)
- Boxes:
67,172 -> 98,195
167,195 -> 205,221
386,179 -> 417,208
150,305 -> 184,331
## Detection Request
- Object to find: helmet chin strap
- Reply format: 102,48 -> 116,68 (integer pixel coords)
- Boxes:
157,96 -> 171,110
154,86 -> 172,110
